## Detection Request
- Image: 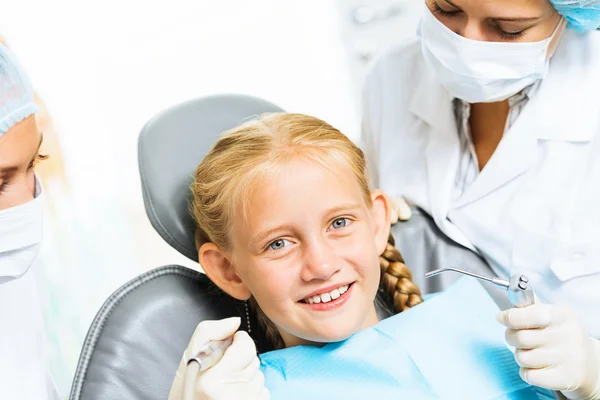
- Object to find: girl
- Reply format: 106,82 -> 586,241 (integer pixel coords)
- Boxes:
169,112 -> 423,399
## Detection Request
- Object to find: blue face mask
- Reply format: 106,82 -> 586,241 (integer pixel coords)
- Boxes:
260,277 -> 555,400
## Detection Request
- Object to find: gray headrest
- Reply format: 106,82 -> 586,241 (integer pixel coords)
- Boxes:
138,94 -> 284,261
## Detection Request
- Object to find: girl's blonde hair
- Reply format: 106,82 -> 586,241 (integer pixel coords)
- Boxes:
190,113 -> 422,349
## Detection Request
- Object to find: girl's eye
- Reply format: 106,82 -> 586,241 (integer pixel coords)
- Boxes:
29,153 -> 49,169
269,239 -> 291,251
0,182 -> 7,195
330,218 -> 351,230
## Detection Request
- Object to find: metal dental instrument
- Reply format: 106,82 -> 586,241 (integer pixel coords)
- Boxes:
186,336 -> 234,371
184,337 -> 234,400
425,268 -> 535,308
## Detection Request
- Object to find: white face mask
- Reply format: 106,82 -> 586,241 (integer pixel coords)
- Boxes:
420,4 -> 564,103
0,176 -> 43,284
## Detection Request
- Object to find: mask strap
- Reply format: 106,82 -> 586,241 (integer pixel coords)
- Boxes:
33,172 -> 43,198
546,17 -> 567,59
550,17 -> 567,39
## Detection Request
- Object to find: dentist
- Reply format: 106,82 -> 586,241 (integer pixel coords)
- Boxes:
362,0 -> 600,398
0,43 -> 57,399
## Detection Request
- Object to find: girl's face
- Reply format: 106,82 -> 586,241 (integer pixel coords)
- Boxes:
201,157 -> 390,347
0,115 -> 42,210
425,0 -> 564,45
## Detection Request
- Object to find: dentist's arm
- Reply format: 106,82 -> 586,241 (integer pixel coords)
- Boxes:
497,304 -> 600,400
169,317 -> 270,400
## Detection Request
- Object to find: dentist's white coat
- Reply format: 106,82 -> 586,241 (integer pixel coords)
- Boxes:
362,29 -> 600,337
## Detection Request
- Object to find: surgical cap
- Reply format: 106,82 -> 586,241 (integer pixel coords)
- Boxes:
550,0 -> 600,32
0,43 -> 38,137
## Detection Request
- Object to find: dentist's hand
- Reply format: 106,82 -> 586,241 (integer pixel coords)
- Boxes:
169,317 -> 270,400
497,304 -> 600,400
388,196 -> 412,224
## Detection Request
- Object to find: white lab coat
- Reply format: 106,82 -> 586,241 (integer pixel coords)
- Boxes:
362,29 -> 600,338
0,265 -> 58,399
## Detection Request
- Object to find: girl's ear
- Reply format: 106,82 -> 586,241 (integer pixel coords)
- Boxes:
199,243 -> 252,300
370,190 -> 391,255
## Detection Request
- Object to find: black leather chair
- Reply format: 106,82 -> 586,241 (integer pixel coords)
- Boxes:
69,94 -> 503,400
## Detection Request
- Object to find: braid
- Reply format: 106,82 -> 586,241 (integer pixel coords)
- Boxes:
379,233 -> 423,312
249,297 -> 286,351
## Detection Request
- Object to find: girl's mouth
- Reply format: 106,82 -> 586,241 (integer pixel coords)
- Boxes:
299,282 -> 354,311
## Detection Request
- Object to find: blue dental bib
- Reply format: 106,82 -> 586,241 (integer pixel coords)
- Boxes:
260,277 -> 554,400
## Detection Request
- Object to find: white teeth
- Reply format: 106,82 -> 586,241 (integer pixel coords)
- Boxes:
304,284 -> 350,304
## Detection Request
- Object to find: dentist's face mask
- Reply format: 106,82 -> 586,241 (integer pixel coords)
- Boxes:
420,4 -> 564,103
0,176 -> 43,284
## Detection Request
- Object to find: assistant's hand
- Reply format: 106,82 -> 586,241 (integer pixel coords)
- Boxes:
388,195 -> 412,224
497,304 -> 600,399
169,317 -> 270,400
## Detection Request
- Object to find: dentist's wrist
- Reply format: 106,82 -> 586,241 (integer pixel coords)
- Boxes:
585,338 -> 600,400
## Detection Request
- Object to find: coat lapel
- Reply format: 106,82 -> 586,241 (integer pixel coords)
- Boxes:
409,67 -> 466,243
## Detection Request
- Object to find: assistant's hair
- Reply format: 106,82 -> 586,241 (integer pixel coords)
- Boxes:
190,113 -> 423,350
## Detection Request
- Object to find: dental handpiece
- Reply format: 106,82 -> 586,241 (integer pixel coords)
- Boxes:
186,336 -> 234,371
424,268 -> 535,308
184,337 -> 234,400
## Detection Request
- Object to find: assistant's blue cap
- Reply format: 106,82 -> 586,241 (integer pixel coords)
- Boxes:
550,0 -> 600,32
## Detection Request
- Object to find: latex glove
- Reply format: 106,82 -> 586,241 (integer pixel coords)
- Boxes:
388,195 -> 412,224
169,317 -> 270,400
497,304 -> 600,400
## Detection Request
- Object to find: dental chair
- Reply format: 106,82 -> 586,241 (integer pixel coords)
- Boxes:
69,94 -> 503,400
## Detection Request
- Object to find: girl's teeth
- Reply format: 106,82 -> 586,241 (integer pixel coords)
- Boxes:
304,284 -> 350,304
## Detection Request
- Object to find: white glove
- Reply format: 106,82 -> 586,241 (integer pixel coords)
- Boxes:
169,317 -> 270,400
497,304 -> 600,399
388,195 -> 412,224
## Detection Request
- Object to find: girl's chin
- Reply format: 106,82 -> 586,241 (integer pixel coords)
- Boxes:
293,327 -> 357,346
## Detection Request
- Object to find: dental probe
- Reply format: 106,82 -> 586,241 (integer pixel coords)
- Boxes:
425,268 -> 535,308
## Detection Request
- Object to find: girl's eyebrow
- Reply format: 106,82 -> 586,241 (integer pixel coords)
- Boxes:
324,203 -> 362,216
253,224 -> 295,244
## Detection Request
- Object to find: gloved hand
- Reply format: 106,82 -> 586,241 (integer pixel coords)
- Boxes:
496,304 -> 600,400
169,317 -> 270,400
388,195 -> 412,224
